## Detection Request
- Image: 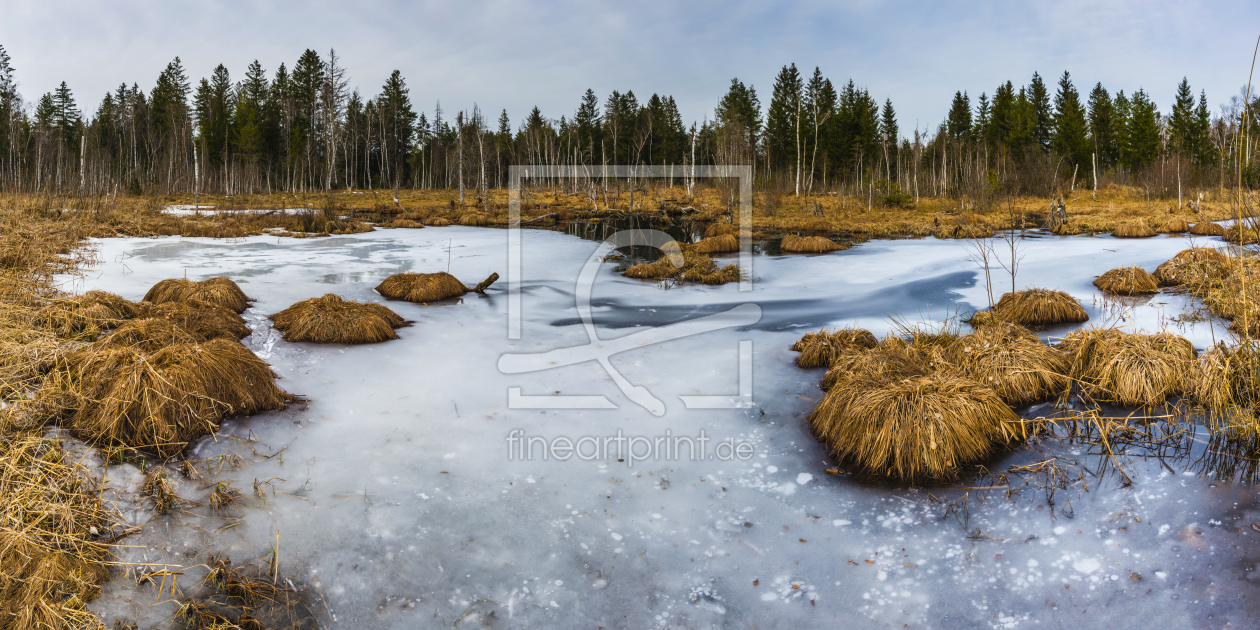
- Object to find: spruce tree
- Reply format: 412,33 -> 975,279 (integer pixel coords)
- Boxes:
880,99 -> 899,180
1123,89 -> 1160,171
1194,90 -> 1214,168
1168,78 -> 1195,158
946,91 -> 971,140
765,64 -> 803,176
987,82 -> 1016,150
1086,83 -> 1118,167
713,78 -> 761,156
1028,72 -> 1052,152
973,93 -> 990,142
1051,71 -> 1089,171
574,88 -> 601,162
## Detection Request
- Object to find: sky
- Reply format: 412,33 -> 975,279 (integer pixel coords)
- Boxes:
2,0 -> 1259,136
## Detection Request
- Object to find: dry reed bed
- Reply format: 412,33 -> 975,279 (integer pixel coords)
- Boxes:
781,234 -> 846,253
271,294 -> 410,344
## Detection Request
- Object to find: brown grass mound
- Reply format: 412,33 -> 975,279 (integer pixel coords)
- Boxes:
428,217 -> 452,227
990,288 -> 1088,326
270,294 -> 410,344
820,336 -> 938,391
35,290 -> 141,340
1058,328 -> 1196,407
693,234 -> 739,254
140,298 -> 251,340
1093,266 -> 1159,295
375,272 -> 469,303
0,435 -> 111,630
1158,218 -> 1190,233
809,370 -> 1022,482
1189,221 -> 1226,236
704,223 -> 739,238
792,328 -> 879,368
458,214 -> 489,227
385,219 -> 424,229
1153,247 -> 1230,287
143,277 -> 252,314
622,249 -> 742,286
781,234 -> 844,253
945,323 -> 1069,406
1187,342 -> 1260,414
59,338 -> 293,457
95,317 -> 235,353
1111,222 -> 1156,238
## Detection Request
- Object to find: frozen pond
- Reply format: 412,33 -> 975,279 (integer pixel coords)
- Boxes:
72,227 -> 1260,628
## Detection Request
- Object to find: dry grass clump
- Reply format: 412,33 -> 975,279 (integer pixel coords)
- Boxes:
819,336 -> 934,391
427,217 -> 452,227
781,234 -> 845,253
1057,328 -> 1196,407
809,369 -> 1022,482
1187,343 -> 1260,418
384,219 -> 424,229
458,213 -> 489,227
1111,222 -> 1157,238
0,435 -> 110,630
58,338 -> 293,457
1153,247 -> 1230,287
704,223 -> 739,238
945,323 -> 1069,406
622,249 -> 742,286
990,288 -> 1088,326
1158,218 -> 1191,233
792,328 -> 878,368
141,467 -> 181,514
144,277 -> 252,314
140,299 -> 251,340
693,234 -> 739,253
375,272 -> 469,303
1093,266 -> 1159,295
35,290 -> 141,340
270,294 -> 410,344
1189,221 -> 1226,236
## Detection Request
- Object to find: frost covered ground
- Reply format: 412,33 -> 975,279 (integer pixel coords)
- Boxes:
72,226 -> 1260,628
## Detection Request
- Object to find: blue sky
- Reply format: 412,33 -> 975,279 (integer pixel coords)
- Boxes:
2,0 -> 1258,136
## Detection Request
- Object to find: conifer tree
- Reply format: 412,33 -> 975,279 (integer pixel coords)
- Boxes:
1086,83 -> 1118,168
1168,78 -> 1196,158
973,93 -> 990,142
1028,72 -> 1052,152
1123,89 -> 1160,171
946,91 -> 971,140
1051,71 -> 1089,171
765,64 -> 803,181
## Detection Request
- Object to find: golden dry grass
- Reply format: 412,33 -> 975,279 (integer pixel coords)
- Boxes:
1057,328 -> 1196,407
704,223 -> 739,238
427,217 -> 452,227
809,370 -> 1022,482
1111,221 -> 1157,238
1189,221 -> 1226,236
990,288 -> 1088,326
1093,266 -> 1159,295
944,323 -> 1070,406
781,234 -> 845,253
270,294 -> 410,344
139,299 -> 251,340
56,338 -> 293,457
1187,343 -> 1260,421
375,272 -> 469,303
692,234 -> 739,254
1153,247 -> 1230,287
622,249 -> 742,286
143,277 -> 252,314
34,291 -> 140,341
819,336 -> 934,391
458,214 -> 489,227
383,218 -> 425,229
0,435 -> 110,630
1158,218 -> 1190,233
792,328 -> 879,368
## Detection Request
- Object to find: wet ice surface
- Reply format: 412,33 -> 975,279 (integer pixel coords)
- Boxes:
73,228 -> 1260,628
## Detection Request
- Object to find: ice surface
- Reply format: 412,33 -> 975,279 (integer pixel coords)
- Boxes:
73,227 -> 1260,628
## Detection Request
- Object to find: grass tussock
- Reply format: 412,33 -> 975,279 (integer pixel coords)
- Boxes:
141,467 -> 182,514
945,323 -> 1070,406
1058,328 -> 1196,407
34,291 -> 141,341
809,368 -> 1021,482
990,288 -> 1088,326
622,248 -> 742,286
1111,221 -> 1157,238
1093,266 -> 1159,295
383,219 -> 424,229
792,327 -> 878,368
427,217 -> 452,227
375,272 -> 468,303
270,294 -> 410,344
140,299 -> 252,341
1158,218 -> 1191,233
458,214 -> 489,227
1187,343 -> 1260,426
781,234 -> 845,253
1153,247 -> 1230,288
692,234 -> 739,254
0,435 -> 110,630
1189,221 -> 1226,236
704,223 -> 739,238
57,338 -> 293,457
143,277 -> 252,314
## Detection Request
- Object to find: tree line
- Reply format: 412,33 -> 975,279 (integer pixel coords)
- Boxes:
0,43 -> 1258,201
